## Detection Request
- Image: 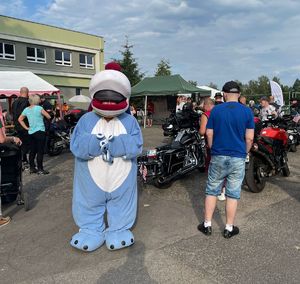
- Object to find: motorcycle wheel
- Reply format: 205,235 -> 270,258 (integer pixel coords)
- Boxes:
245,156 -> 266,193
289,144 -> 297,152
281,157 -> 290,177
154,177 -> 172,189
48,137 -> 63,156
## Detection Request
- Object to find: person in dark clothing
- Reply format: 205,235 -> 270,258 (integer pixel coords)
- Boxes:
214,92 -> 224,105
12,87 -> 30,166
40,97 -> 53,153
290,98 -> 300,115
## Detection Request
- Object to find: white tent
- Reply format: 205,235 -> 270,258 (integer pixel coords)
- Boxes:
197,85 -> 221,99
0,71 -> 60,97
69,94 -> 91,103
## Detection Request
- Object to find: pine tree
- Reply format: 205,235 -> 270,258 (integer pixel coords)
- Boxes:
155,59 -> 171,76
117,36 -> 144,86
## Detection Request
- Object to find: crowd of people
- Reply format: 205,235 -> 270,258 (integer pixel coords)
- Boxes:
10,87 -> 67,175
0,87 -> 72,227
1,81 -> 299,235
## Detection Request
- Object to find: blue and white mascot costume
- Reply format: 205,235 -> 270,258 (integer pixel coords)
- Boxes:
70,70 -> 143,252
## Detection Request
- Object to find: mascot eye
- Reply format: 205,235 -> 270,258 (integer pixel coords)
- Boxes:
94,90 -> 126,103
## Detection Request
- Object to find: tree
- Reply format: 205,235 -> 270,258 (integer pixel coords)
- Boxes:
208,82 -> 218,89
272,76 -> 281,85
292,79 -> 300,93
188,80 -> 197,86
116,36 -> 144,86
154,59 -> 171,76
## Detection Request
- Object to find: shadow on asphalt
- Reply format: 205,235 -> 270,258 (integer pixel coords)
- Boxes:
3,154 -> 65,217
4,173 -> 62,217
268,177 -> 300,202
179,170 -> 226,232
97,241 -> 157,284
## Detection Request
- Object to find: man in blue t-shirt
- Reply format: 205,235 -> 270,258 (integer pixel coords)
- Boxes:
198,81 -> 254,239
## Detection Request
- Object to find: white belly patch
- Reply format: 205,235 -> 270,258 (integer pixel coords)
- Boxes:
88,118 -> 132,193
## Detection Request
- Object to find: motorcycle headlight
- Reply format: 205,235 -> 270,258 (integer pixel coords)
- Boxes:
289,135 -> 294,140
166,124 -> 173,130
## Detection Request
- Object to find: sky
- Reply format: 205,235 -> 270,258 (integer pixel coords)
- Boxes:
0,0 -> 300,89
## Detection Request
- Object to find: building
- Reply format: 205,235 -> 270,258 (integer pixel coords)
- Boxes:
0,15 -> 104,103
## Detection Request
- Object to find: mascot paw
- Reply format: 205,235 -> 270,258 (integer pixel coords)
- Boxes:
105,230 -> 135,250
70,230 -> 105,252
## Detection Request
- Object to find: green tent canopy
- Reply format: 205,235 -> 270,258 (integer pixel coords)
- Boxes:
131,74 -> 210,96
131,74 -> 210,128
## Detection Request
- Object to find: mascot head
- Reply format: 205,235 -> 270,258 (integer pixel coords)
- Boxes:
89,69 -> 131,117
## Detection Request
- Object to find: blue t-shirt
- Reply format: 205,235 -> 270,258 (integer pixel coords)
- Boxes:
207,102 -> 254,158
22,105 -> 45,134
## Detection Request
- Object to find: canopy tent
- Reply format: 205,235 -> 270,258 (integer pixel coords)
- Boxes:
0,71 -> 62,117
0,71 -> 60,97
131,74 -> 210,127
131,74 -> 210,97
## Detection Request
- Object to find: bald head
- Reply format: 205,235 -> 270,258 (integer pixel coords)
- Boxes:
20,87 -> 29,98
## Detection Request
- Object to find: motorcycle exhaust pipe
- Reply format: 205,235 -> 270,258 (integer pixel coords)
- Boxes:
157,164 -> 195,185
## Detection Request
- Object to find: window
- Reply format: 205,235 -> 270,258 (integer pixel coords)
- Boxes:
27,46 -> 46,63
0,42 -> 15,60
76,88 -> 82,96
55,50 -> 72,66
79,53 -> 94,69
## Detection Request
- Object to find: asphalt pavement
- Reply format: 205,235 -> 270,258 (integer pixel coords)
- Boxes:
0,125 -> 299,284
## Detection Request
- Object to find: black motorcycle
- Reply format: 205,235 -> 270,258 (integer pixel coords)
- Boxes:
280,115 -> 300,152
47,109 -> 86,156
47,120 -> 73,156
138,126 -> 206,188
162,103 -> 200,137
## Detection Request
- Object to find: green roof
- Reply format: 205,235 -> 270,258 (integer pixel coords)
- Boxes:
131,74 -> 210,97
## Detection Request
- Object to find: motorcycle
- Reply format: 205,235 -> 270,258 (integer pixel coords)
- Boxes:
47,121 -> 73,156
138,125 -> 205,188
245,116 -> 290,193
280,115 -> 300,152
47,109 -> 86,156
162,103 -> 201,137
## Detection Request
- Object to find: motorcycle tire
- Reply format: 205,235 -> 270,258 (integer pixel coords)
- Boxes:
154,177 -> 173,189
245,156 -> 266,193
282,159 -> 290,177
48,137 -> 63,156
289,144 -> 297,152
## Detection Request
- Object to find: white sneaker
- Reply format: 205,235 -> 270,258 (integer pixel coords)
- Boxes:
218,192 -> 226,201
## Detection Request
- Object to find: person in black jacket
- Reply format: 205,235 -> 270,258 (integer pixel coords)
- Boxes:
12,87 -> 30,167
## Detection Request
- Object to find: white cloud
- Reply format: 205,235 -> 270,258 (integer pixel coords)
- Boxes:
1,0 -> 300,86
0,0 -> 25,17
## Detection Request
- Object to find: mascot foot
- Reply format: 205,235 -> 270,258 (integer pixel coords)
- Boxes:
70,230 -> 105,252
105,230 -> 135,250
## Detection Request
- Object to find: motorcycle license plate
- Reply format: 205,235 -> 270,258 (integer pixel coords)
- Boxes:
147,149 -> 157,157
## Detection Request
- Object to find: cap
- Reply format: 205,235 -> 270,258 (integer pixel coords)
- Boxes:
214,92 -> 223,98
222,81 -> 240,94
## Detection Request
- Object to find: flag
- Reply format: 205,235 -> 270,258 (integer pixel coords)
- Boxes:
270,81 -> 284,106
139,164 -> 148,181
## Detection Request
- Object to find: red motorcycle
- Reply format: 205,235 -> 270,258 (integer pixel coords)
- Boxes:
245,116 -> 290,193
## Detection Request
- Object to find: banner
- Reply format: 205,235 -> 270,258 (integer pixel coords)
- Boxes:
270,81 -> 284,106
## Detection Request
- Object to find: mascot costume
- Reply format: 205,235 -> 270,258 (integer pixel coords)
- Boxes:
70,69 -> 143,252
